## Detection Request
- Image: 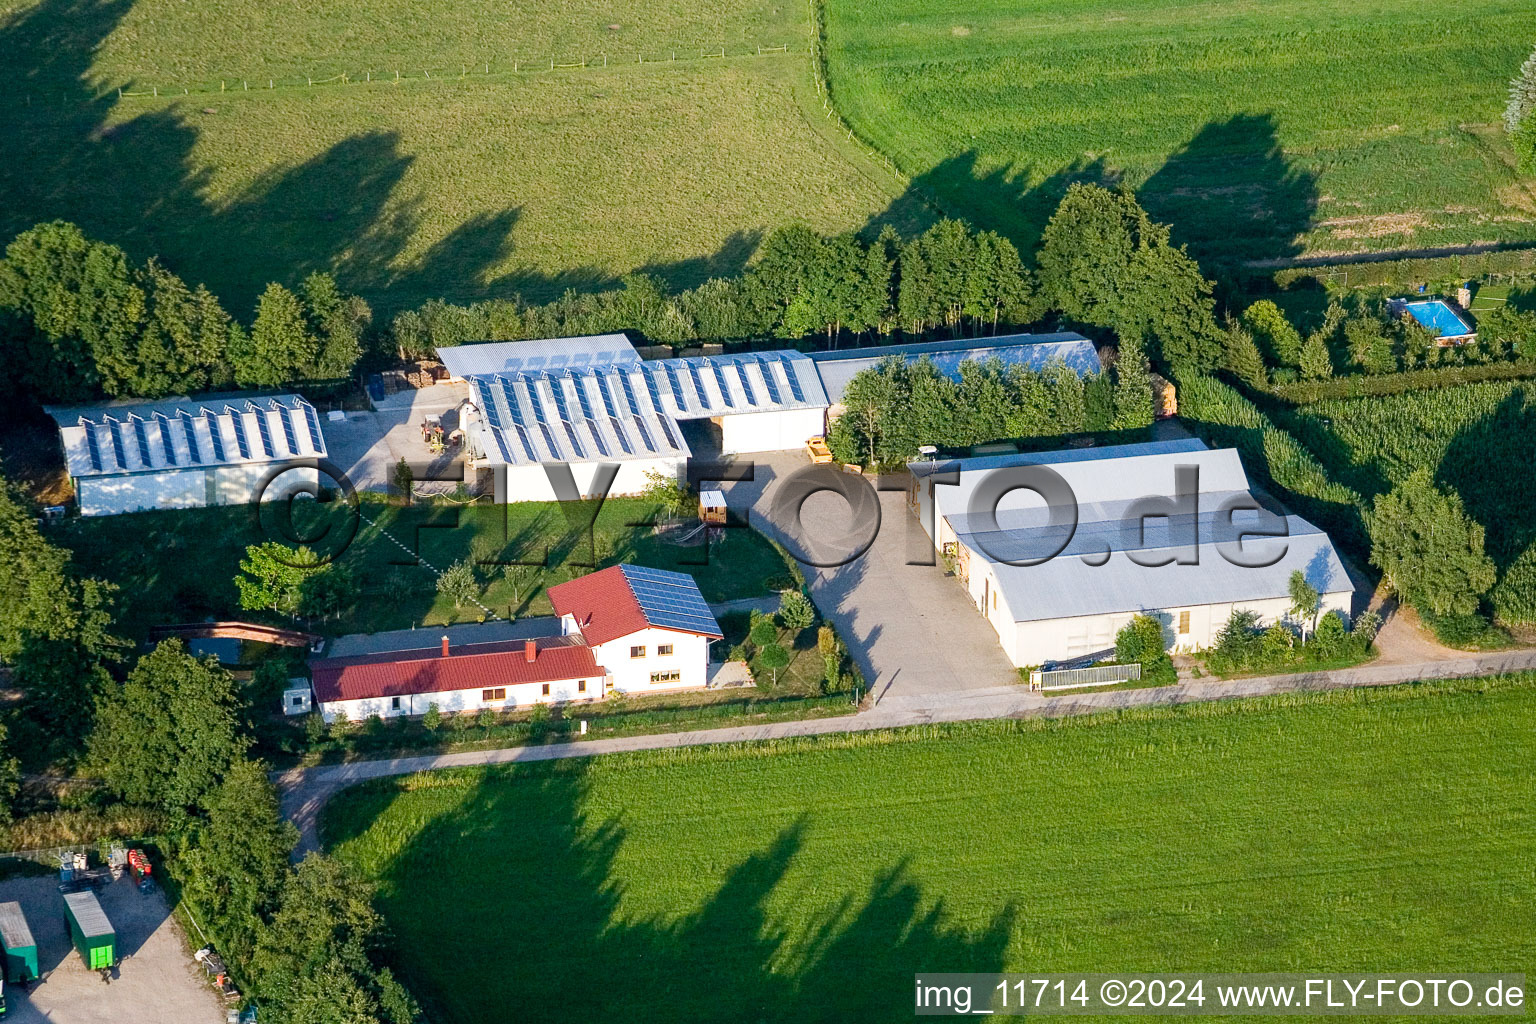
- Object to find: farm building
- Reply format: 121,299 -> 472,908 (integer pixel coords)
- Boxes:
304,564 -> 721,720
440,334 -> 828,502
47,394 -> 327,516
910,438 -> 1353,668
548,563 -> 723,694
808,331 -> 1102,420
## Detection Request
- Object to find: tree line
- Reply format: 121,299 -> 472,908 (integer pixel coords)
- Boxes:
0,222 -> 370,403
0,477 -> 413,1024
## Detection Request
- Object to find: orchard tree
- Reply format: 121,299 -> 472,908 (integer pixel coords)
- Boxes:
1287,570 -> 1321,636
236,542 -> 321,615
1507,45 -> 1536,172
1369,469 -> 1497,617
437,558 -> 479,608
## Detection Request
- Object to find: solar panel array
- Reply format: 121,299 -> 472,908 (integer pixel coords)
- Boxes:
621,565 -> 722,635
60,397 -> 326,478
627,352 -> 825,422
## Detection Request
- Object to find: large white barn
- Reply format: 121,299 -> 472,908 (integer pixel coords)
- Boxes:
440,334 -> 828,502
910,439 -> 1353,668
48,395 -> 327,516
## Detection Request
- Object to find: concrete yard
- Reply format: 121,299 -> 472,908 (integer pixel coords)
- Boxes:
324,383 -> 469,494
0,874 -> 222,1024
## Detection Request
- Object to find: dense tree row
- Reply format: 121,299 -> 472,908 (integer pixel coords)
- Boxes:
0,222 -> 370,402
824,353 -> 1145,467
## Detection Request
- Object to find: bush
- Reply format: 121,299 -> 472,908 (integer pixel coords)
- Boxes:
1424,611 -> 1510,650
778,591 -> 815,631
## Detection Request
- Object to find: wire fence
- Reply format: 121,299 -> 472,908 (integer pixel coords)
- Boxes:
11,45 -> 799,107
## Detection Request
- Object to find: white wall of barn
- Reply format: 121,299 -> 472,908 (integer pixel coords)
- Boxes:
716,408 -> 826,455
77,463 -> 319,516
588,627 -> 713,694
498,456 -> 685,503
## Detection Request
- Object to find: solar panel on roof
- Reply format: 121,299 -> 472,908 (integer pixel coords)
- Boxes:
155,413 -> 178,465
276,400 -> 300,454
301,401 -> 324,454
248,403 -> 275,457
586,422 -> 609,457
228,409 -> 251,459
734,362 -> 759,405
129,416 -> 153,467
621,565 -> 720,634
502,379 -> 528,426
619,372 -> 643,416
608,417 -> 633,454
476,380 -> 503,428
203,410 -> 226,461
663,363 -> 688,411
573,375 -> 597,420
561,421 -> 586,458
596,374 -> 620,417
776,355 -> 806,402
711,364 -> 736,407
509,424 -> 536,462
644,366 -> 666,412
490,427 -> 514,463
104,417 -> 129,470
630,415 -> 657,452
753,357 -> 782,404
657,414 -> 681,451
178,410 -> 201,463
687,363 -> 709,408
80,419 -> 103,472
527,381 -> 551,424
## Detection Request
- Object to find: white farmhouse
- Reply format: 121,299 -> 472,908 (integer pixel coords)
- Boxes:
47,394 -> 327,516
910,438 -> 1354,668
548,563 -> 722,694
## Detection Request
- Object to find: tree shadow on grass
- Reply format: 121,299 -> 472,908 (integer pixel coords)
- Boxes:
1439,388 -> 1536,571
323,757 -> 1014,1023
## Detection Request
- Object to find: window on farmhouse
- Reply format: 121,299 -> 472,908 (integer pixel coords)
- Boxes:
482,688 -> 506,701
657,644 -> 673,656
650,670 -> 681,684
630,645 -> 646,658
1178,610 -> 1191,634
578,680 -> 586,692
390,697 -> 401,711
542,683 -> 550,696
291,695 -> 303,707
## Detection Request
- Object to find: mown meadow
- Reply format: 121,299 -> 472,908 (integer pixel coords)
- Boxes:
322,676 -> 1536,1023
1,0 -> 920,315
821,0 -> 1536,268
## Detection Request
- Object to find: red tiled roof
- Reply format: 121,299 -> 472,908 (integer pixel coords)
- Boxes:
309,636 -> 599,703
546,565 -> 723,645
547,566 -> 649,646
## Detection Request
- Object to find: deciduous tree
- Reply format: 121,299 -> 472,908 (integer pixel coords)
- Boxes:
1369,469 -> 1497,617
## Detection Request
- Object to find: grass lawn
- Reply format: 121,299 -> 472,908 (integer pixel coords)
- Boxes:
1,0 -> 921,314
55,496 -> 792,640
822,0 -> 1536,269
322,674 -> 1536,1022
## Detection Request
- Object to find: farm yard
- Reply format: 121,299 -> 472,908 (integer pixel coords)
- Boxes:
55,497 -> 791,641
321,676 -> 1536,1023
820,0 -> 1536,268
0,0 -> 919,314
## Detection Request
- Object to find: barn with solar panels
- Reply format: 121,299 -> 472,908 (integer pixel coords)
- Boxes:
438,335 -> 829,502
46,394 -> 328,516
548,563 -> 723,694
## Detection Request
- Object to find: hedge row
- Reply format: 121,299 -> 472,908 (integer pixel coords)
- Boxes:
1269,359 -> 1536,403
1269,246 -> 1536,291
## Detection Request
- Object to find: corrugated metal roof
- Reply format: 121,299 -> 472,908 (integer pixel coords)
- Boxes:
48,395 -> 326,480
642,352 -> 828,419
438,334 -> 640,378
548,564 -> 722,646
808,331 -> 1102,405
62,891 -> 113,940
310,636 -> 599,703
0,902 -> 34,951
937,440 -> 1353,623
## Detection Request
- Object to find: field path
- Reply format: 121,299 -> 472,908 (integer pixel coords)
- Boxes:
277,645 -> 1536,854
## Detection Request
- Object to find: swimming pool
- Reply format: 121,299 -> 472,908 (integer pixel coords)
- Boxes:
1404,299 -> 1476,339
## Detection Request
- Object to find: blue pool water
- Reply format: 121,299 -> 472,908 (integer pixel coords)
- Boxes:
1405,299 -> 1474,338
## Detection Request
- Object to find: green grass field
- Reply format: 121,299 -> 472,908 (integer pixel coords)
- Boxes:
821,0 -> 1536,268
56,497 -> 789,639
1,0 -> 919,314
322,676 -> 1536,1022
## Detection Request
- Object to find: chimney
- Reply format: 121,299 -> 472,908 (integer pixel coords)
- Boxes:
441,635 -> 450,658
524,639 -> 537,663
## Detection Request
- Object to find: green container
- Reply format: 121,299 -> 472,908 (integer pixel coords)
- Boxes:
0,903 -> 35,983
61,892 -> 114,970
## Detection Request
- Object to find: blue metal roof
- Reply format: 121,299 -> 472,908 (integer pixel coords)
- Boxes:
808,331 -> 1102,405
619,564 -> 722,637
